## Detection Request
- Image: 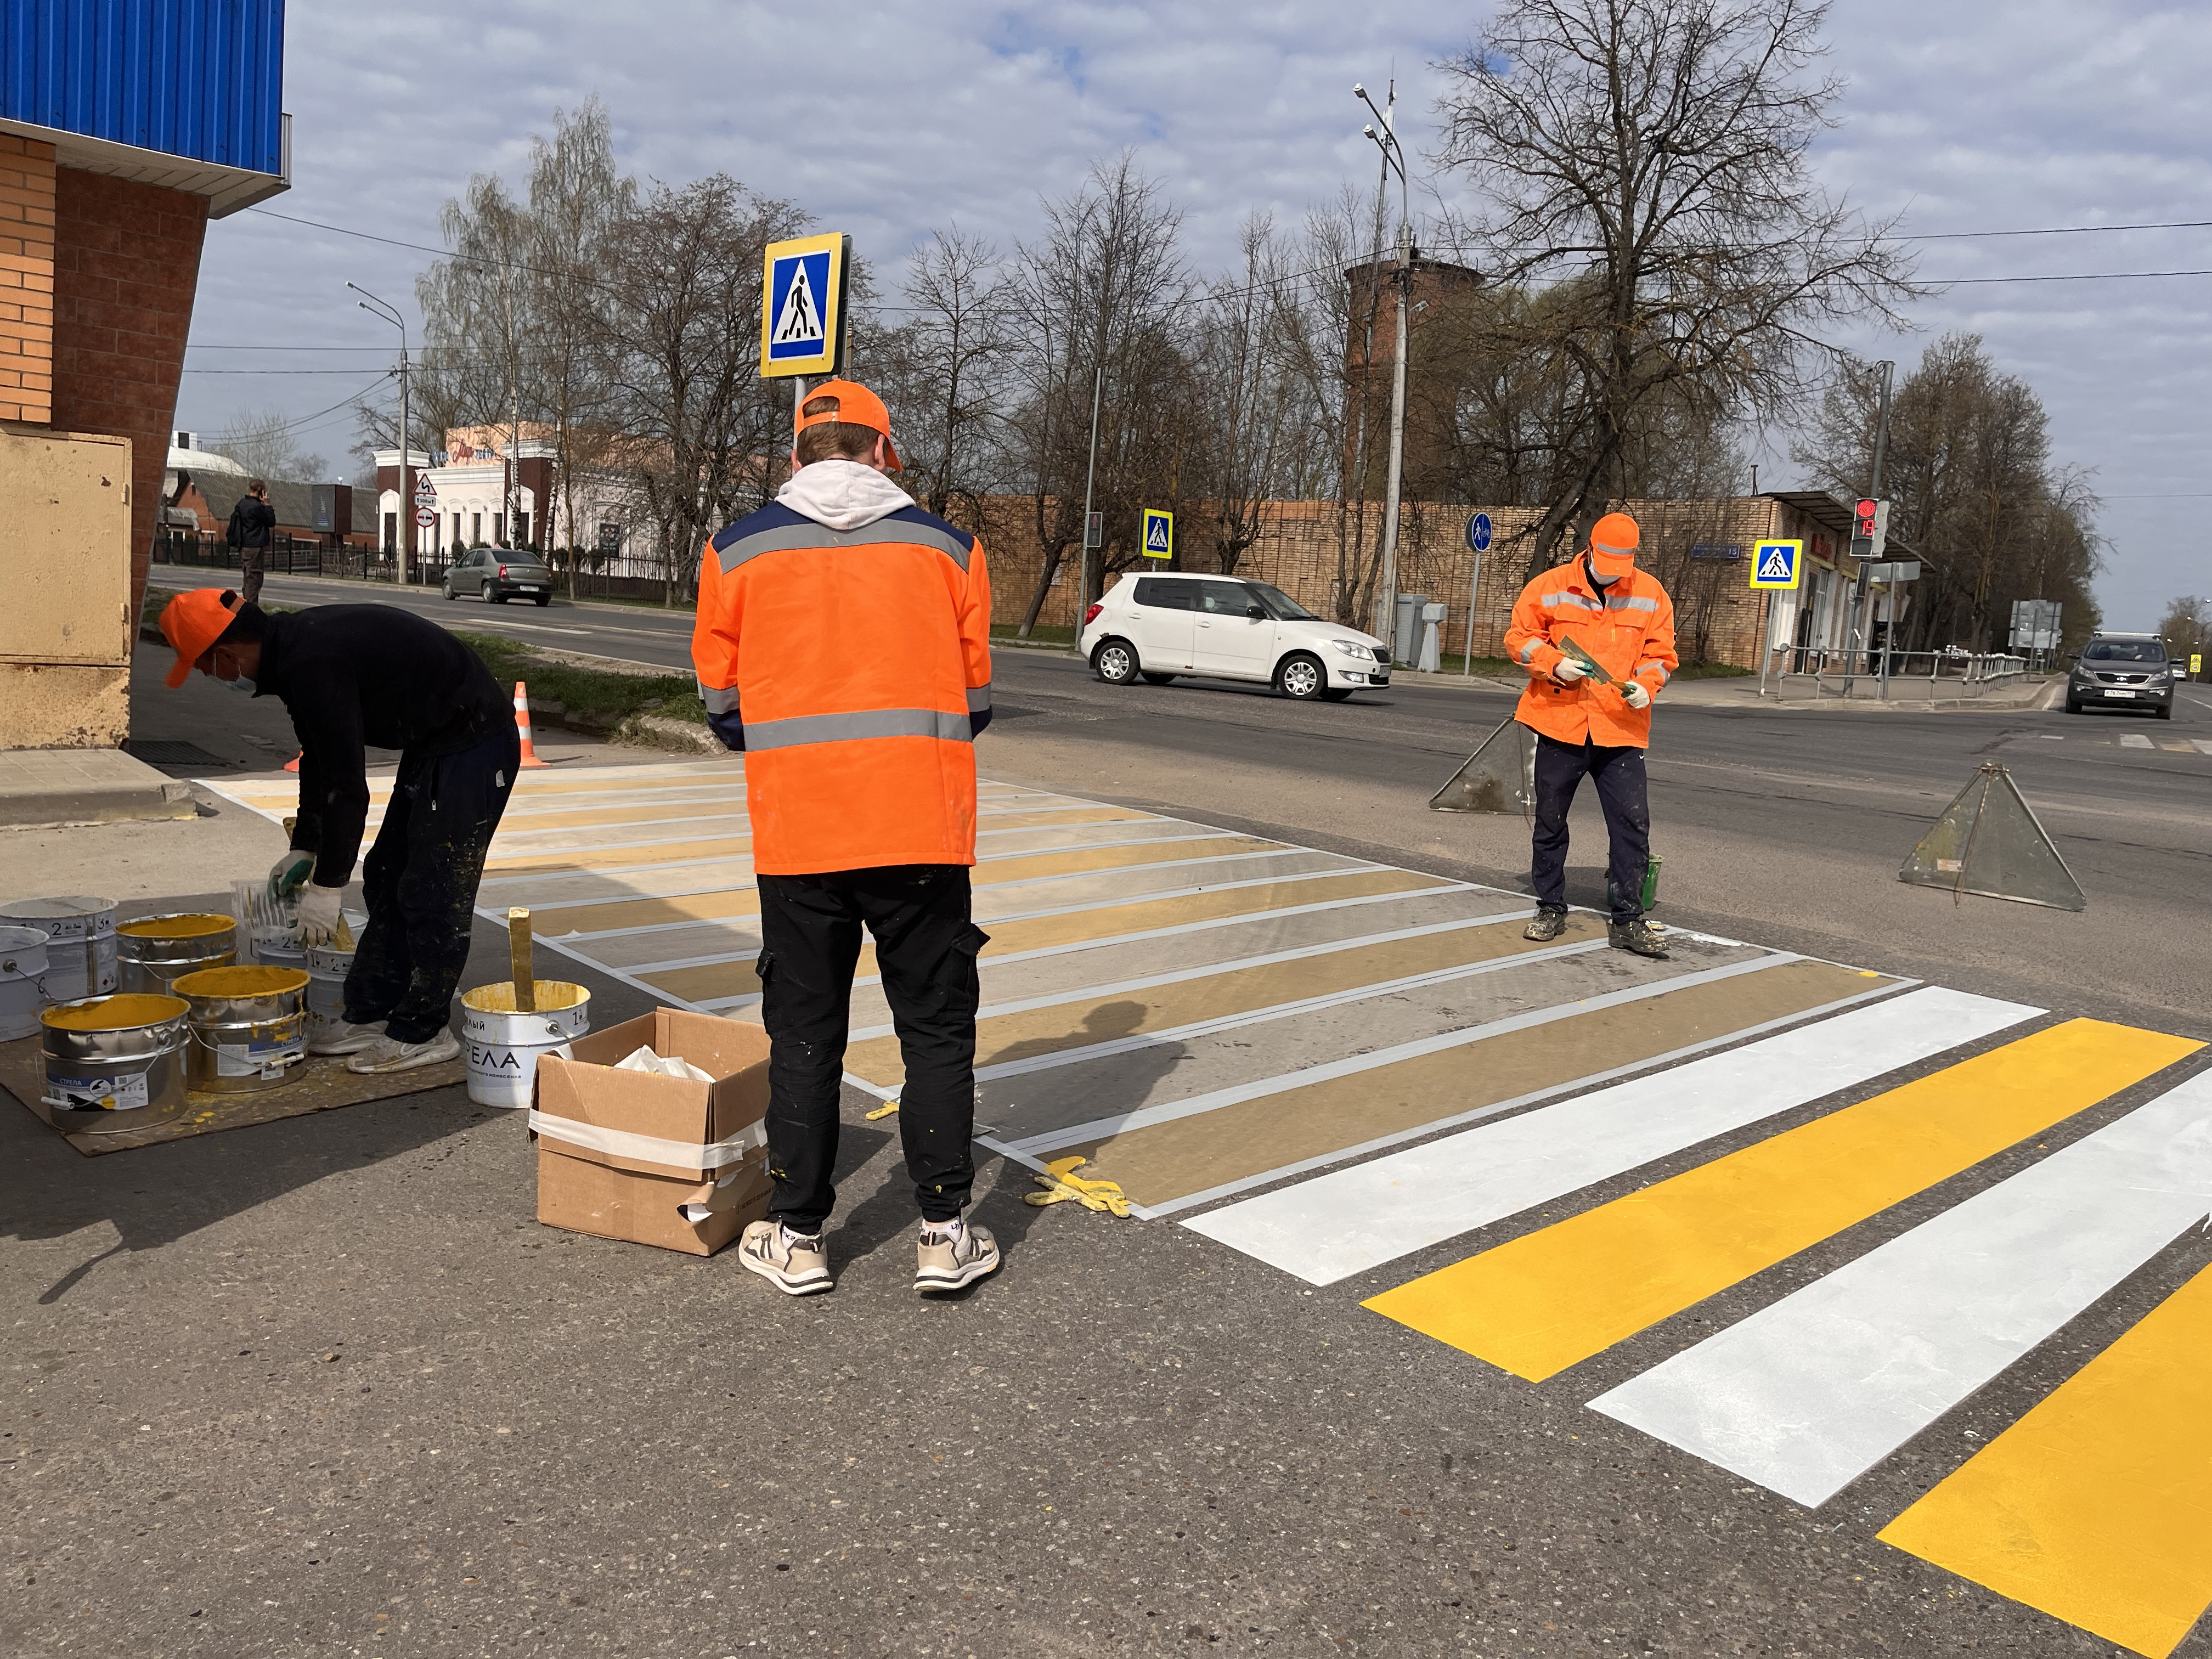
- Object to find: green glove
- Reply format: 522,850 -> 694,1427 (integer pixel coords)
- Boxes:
268,849 -> 315,905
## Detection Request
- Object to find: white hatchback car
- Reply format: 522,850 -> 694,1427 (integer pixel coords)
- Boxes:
1079,574 -> 1392,701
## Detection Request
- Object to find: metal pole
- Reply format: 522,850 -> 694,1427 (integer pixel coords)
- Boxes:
1079,364 -> 1103,614
1376,221 -> 1409,652
1841,360 -> 1893,698
397,348 -> 410,587
1462,549 -> 1481,675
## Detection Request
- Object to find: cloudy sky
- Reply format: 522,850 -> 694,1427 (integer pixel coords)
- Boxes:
179,1 -> 2212,629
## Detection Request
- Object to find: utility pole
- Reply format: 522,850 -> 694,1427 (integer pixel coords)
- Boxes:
1078,364 -> 1103,615
1842,358 -> 1893,697
1357,80 -> 1411,658
349,284 -> 413,589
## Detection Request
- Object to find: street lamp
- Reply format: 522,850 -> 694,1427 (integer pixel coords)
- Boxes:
1356,81 -> 1412,657
348,283 -> 412,588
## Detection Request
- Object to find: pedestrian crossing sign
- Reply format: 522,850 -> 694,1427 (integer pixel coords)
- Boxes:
760,233 -> 849,379
1142,508 -> 1173,560
1749,539 -> 1803,590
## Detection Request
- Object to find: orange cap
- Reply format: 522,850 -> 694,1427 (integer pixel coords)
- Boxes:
795,378 -> 901,471
1588,512 -> 1640,580
159,588 -> 240,688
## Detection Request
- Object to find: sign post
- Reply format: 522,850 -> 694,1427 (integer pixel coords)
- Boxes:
413,473 -> 437,565
1750,540 -> 1804,699
1462,512 -> 1492,676
1141,509 -> 1173,562
1844,498 -> 1890,696
759,232 -> 853,472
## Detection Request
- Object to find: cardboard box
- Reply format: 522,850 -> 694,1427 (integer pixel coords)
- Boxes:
531,1008 -> 775,1256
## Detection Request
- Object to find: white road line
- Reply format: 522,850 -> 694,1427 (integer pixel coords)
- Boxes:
1181,986 -> 2040,1284
1589,1066 -> 2212,1508
1007,950 -> 1799,1154
2194,740 -> 2212,757
2120,733 -> 2155,749
849,908 -> 1541,1041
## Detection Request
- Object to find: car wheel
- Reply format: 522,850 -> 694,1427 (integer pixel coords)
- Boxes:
2156,702 -> 2172,720
1276,652 -> 1326,700
1318,687 -> 1354,703
534,594 -> 551,607
482,582 -> 500,604
1140,672 -> 1177,686
2064,697 -> 2081,714
441,582 -> 454,601
1093,639 -> 1140,685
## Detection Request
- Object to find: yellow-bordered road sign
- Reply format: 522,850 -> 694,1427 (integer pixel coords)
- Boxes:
760,233 -> 849,379
1749,540 -> 1804,590
1141,509 -> 1173,560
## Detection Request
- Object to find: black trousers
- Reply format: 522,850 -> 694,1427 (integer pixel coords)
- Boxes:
1531,731 -> 1652,923
754,865 -> 986,1232
343,721 -> 520,1043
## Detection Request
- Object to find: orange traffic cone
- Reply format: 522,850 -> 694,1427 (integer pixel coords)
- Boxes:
283,752 -> 300,772
514,681 -> 549,768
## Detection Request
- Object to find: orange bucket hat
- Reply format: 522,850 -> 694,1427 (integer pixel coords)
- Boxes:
159,588 -> 240,688
1587,512 -> 1640,581
795,378 -> 902,470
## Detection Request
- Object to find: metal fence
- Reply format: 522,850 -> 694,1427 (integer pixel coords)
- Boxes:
1763,646 -> 2030,700
151,529 -> 685,602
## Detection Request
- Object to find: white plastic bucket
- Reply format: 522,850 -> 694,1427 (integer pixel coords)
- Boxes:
460,980 -> 590,1109
0,925 -> 51,1041
303,939 -> 356,1045
0,896 -> 117,1004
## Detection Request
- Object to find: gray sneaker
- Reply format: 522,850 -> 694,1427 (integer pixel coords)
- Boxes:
1609,918 -> 1671,959
343,1029 -> 461,1074
738,1220 -> 832,1296
915,1219 -> 1000,1294
1523,907 -> 1568,943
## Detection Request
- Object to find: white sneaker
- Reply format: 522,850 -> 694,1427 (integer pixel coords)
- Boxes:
915,1218 -> 1000,1294
309,1019 -> 385,1056
738,1220 -> 833,1296
344,1030 -> 462,1074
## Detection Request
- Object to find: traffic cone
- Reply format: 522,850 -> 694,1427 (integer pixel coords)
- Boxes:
283,752 -> 300,772
514,681 -> 548,768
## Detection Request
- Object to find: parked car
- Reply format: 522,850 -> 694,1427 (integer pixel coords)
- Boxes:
1077,573 -> 1391,702
2066,632 -> 2173,718
443,547 -> 554,606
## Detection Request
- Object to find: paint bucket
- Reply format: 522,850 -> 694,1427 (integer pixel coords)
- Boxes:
172,964 -> 311,1092
0,896 -> 117,1004
117,913 -> 237,995
254,935 -> 308,976
40,993 -> 191,1135
0,926 -> 52,1041
460,980 -> 591,1109
303,939 -> 356,1046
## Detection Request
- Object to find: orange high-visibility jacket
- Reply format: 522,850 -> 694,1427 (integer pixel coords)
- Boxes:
692,500 -> 992,874
1503,556 -> 1679,748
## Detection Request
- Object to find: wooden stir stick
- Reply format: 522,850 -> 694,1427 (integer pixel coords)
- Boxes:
508,907 -> 536,1012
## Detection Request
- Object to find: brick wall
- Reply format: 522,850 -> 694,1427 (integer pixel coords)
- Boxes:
48,166 -> 208,623
0,134 -> 57,423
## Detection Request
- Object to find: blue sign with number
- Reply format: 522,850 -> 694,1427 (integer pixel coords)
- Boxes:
1466,512 -> 1492,553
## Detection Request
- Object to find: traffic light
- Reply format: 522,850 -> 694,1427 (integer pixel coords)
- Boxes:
1850,498 -> 1889,563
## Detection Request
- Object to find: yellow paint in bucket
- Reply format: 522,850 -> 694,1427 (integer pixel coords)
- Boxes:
171,964 -> 311,998
43,993 -> 192,1031
461,980 -> 588,1014
118,913 -> 235,939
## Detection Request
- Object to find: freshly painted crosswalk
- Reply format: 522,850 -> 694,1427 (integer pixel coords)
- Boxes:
204,755 -> 2212,1656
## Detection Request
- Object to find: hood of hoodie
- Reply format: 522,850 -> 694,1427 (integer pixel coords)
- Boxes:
776,459 -> 915,532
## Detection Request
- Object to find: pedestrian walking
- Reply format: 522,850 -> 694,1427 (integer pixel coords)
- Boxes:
1503,511 -> 1679,959
156,588 -> 519,1072
225,479 -> 277,604
691,379 -> 998,1298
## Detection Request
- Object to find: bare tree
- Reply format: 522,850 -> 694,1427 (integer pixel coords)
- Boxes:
209,407 -> 326,482
872,229 -> 1013,524
1435,0 -> 1920,580
1188,215 -> 1309,575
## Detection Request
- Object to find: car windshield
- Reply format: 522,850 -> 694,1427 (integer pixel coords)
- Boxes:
2083,641 -> 2165,663
1248,582 -> 1317,622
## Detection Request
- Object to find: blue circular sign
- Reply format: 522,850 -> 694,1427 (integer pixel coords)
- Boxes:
1465,512 -> 1493,553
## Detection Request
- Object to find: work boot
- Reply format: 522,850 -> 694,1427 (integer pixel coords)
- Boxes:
309,1019 -> 384,1057
915,1217 -> 1000,1295
738,1220 -> 833,1297
1522,907 -> 1568,943
1608,918 -> 1670,960
344,1029 -> 461,1074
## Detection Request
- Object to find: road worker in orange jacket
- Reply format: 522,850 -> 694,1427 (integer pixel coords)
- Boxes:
692,378 -> 1000,1300
1502,511 -> 1679,958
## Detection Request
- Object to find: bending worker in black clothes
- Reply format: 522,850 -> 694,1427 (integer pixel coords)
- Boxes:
159,588 -> 519,1073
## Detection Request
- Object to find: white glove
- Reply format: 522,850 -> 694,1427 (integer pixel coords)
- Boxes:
1551,656 -> 1589,685
268,849 -> 315,904
296,882 -> 345,946
1622,679 -> 1652,710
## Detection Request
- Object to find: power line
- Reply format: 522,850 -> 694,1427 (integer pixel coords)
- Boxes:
1903,218 -> 2212,241
1933,268 -> 2212,285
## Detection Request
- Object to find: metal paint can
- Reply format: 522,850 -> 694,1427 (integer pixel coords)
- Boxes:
0,896 -> 117,1003
460,981 -> 591,1109
302,939 -> 356,1046
173,964 -> 311,1093
40,993 -> 191,1135
117,913 -> 237,995
0,925 -> 52,1041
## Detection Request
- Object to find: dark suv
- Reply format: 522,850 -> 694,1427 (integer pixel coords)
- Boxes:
2066,633 -> 2173,718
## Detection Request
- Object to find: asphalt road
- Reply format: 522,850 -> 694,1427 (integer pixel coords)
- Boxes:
22,571 -> 2193,1658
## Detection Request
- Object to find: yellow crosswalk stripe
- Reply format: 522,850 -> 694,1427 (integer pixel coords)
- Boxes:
481,806 -> 1157,872
1362,1019 -> 2202,1381
1878,1261 -> 2212,1659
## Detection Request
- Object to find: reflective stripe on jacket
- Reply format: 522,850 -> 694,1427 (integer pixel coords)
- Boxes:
691,499 -> 992,874
1502,556 -> 1679,748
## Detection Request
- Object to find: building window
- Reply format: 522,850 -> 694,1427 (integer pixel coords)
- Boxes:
452,511 -> 463,548
493,512 -> 504,546
471,511 -> 482,544
383,511 -> 397,552
516,511 -> 530,548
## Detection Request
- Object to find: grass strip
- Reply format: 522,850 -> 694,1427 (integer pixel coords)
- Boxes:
449,629 -> 708,727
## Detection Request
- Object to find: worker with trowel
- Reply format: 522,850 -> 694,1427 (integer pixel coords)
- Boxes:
1503,512 -> 1679,960
157,588 -> 519,1072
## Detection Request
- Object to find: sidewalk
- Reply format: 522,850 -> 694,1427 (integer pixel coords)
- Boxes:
1389,664 -> 2060,713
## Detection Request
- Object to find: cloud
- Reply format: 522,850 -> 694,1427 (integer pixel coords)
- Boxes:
180,0 -> 2207,624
